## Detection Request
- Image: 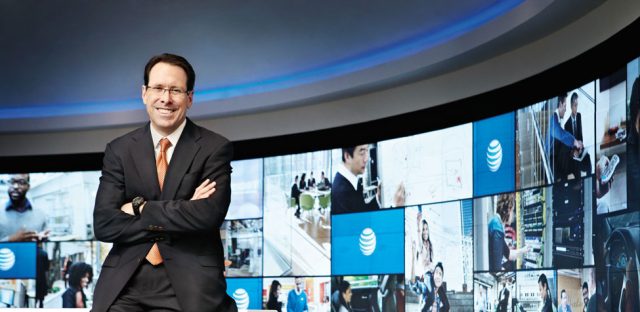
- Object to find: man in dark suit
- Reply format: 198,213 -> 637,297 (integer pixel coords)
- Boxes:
497,283 -> 509,312
564,92 -> 592,178
92,53 -> 236,312
331,145 -> 380,214
331,145 -> 404,214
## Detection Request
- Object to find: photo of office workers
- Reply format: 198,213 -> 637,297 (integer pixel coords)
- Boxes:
377,123 -> 472,207
596,70 -> 629,215
227,159 -> 263,220
221,219 -> 263,277
473,112 -> 516,197
227,277 -> 263,310
0,172 -> 100,242
38,241 -> 99,309
263,276 -> 331,312
516,83 -> 595,189
552,178 -> 594,268
474,272 -> 515,312
595,211 -> 640,312
404,202 -> 473,310
263,151 -> 331,276
473,192 -> 538,272
627,58 -> 640,211
330,275 -> 403,312
556,268 -> 595,312
515,270 -> 557,312
332,209 -> 404,276
0,279 -> 35,308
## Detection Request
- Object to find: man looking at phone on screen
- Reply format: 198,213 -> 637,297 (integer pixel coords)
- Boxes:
92,53 -> 236,312
0,173 -> 49,242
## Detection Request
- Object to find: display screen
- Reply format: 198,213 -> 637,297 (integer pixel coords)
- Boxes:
1,58 -> 639,311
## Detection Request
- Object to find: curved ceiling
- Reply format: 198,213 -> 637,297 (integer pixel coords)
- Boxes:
0,0 -> 605,132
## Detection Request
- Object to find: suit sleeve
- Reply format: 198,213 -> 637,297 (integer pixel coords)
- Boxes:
93,142 -> 158,244
551,114 -> 576,147
138,140 -> 233,234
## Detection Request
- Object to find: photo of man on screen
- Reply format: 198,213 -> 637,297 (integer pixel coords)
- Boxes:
0,174 -> 49,243
331,145 -> 404,214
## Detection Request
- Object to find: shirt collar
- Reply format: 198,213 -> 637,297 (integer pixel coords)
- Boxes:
150,119 -> 187,149
338,163 -> 360,191
5,198 -> 32,212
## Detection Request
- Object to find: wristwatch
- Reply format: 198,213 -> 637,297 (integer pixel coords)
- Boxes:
132,196 -> 145,217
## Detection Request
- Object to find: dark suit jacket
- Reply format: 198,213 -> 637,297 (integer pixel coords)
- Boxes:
330,171 -> 378,214
564,113 -> 583,141
92,119 -> 236,312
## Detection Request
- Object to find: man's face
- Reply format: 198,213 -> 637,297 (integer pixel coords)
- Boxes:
582,287 -> 588,304
558,99 -> 567,118
295,278 -> 304,291
571,100 -> 578,117
8,174 -> 29,202
345,145 -> 369,176
142,62 -> 193,136
561,292 -> 568,305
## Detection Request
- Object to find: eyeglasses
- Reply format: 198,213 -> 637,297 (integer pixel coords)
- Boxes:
145,85 -> 191,98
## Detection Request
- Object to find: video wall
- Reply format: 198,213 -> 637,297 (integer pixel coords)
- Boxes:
0,58 -> 639,311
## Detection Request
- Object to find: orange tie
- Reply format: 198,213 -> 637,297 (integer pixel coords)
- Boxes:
146,138 -> 171,265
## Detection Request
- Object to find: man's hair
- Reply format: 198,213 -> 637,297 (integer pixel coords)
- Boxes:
12,173 -> 30,182
571,92 -> 579,104
68,262 -> 93,289
342,147 -> 356,163
582,281 -> 588,291
558,93 -> 567,106
561,289 -> 567,296
144,53 -> 196,91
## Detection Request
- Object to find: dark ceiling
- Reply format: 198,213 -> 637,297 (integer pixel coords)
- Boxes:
0,0 -> 604,132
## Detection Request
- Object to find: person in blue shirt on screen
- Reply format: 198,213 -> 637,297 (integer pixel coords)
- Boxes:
409,262 -> 449,312
287,277 -> 308,312
488,194 -> 529,271
546,94 -> 584,181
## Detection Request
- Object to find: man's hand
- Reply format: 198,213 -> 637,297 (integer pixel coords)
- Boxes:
9,229 -> 39,242
121,202 -> 134,215
37,229 -> 51,242
394,182 -> 406,207
192,179 -> 216,200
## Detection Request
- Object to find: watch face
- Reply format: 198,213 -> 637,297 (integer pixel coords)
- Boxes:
133,196 -> 144,208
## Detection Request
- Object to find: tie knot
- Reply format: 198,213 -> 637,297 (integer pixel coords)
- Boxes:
159,138 -> 172,152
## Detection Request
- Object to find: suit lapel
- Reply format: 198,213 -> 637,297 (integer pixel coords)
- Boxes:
130,124 -> 161,199
161,120 -> 201,200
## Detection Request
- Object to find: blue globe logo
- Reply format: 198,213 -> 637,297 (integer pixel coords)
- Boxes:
359,228 -> 377,256
486,139 -> 503,172
0,248 -> 16,271
232,288 -> 250,310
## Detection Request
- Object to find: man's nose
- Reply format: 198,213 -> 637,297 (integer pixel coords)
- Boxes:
160,90 -> 172,103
